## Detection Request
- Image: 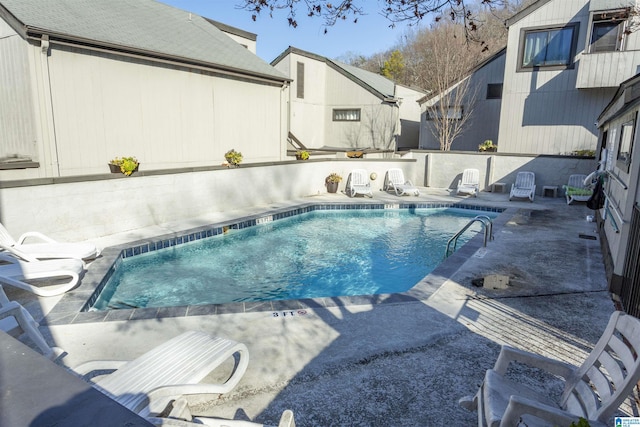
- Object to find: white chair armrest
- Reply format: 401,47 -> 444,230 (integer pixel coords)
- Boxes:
501,395 -> 607,427
278,410 -> 295,427
0,245 -> 40,262
15,231 -> 58,244
493,345 -> 575,378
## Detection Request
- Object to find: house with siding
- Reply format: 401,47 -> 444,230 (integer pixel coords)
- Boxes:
420,0 -> 640,155
418,48 -> 506,152
0,0 -> 289,180
271,47 -> 426,153
595,73 -> 640,315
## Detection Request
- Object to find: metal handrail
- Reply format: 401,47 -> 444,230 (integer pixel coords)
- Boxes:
445,215 -> 493,258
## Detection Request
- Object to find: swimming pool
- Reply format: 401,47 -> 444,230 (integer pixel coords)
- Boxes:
89,207 -> 498,311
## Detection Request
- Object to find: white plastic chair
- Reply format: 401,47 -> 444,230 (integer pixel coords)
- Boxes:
456,169 -> 480,197
460,311 -> 640,427
509,171 -> 536,202
148,407 -> 295,427
563,174 -> 593,205
0,253 -> 84,297
383,168 -> 420,196
345,169 -> 373,198
74,331 -> 250,417
0,222 -> 98,261
0,286 -> 64,360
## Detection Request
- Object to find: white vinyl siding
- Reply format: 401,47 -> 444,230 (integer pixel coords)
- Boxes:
45,44 -> 284,175
0,24 -> 37,165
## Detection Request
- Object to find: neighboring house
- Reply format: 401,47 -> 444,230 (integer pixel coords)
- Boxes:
418,48 -> 506,152
420,0 -> 640,155
595,73 -> 640,316
205,18 -> 257,54
271,47 -> 426,152
0,0 -> 289,180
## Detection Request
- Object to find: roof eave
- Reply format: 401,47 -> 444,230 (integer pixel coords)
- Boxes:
26,26 -> 289,84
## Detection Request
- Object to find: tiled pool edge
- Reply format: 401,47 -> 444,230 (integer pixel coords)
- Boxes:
42,202 -> 513,326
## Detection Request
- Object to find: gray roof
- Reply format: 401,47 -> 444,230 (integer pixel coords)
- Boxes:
272,47 -> 399,100
331,60 -> 397,99
0,0 -> 287,82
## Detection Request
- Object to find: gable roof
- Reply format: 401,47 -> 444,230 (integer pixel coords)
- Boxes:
505,0 -> 552,27
272,46 -> 416,100
417,47 -> 506,104
0,0 -> 287,83
597,72 -> 640,125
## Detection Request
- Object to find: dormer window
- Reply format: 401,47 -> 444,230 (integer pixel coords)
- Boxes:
589,10 -> 627,53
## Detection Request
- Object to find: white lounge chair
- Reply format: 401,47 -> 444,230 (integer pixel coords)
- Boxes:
0,286 -> 64,360
0,222 -> 98,262
345,169 -> 373,198
460,311 -> 640,427
148,407 -> 295,427
383,168 -> 420,196
509,171 -> 536,202
456,169 -> 480,197
74,331 -> 250,417
563,174 -> 593,205
0,253 -> 84,297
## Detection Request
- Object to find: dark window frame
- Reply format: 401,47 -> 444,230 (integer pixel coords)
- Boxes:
486,83 -> 503,100
589,10 -> 627,53
517,23 -> 579,72
617,113 -> 636,173
332,109 -> 361,122
426,105 -> 463,121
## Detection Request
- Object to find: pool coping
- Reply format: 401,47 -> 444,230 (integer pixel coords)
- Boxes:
42,201 -> 515,326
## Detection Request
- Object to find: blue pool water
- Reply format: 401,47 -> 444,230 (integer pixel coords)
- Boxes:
91,208 -> 495,310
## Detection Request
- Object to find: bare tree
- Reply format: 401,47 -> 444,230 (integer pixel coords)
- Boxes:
420,22 -> 479,151
237,0 -> 516,39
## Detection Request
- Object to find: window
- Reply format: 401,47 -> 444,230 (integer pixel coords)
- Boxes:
427,106 -> 463,121
333,109 -> 360,121
617,115 -> 636,173
519,24 -> 577,69
296,62 -> 304,99
589,11 -> 626,53
486,84 -> 503,100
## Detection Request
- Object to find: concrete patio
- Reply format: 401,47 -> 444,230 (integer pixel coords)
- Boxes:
3,187 -> 625,426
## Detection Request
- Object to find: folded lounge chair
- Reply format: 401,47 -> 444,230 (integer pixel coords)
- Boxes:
456,169 -> 480,197
0,222 -> 99,262
74,331 -> 250,417
383,168 -> 420,196
509,171 -> 536,202
345,169 -> 373,198
563,174 -> 593,205
0,286 -> 64,360
0,253 -> 84,297
460,311 -> 640,427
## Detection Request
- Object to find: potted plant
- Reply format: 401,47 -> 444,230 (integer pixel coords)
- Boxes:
478,140 -> 497,152
224,149 -> 243,167
325,173 -> 342,193
296,150 -> 310,160
109,156 -> 139,176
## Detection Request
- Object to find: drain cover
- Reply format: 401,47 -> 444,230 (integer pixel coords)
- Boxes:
579,234 -> 597,240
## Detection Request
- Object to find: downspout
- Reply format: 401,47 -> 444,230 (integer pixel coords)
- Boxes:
38,35 -> 60,177
281,81 -> 290,161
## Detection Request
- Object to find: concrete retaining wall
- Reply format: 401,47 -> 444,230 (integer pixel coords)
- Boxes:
0,152 -> 598,242
0,159 -> 417,242
412,150 -> 597,194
